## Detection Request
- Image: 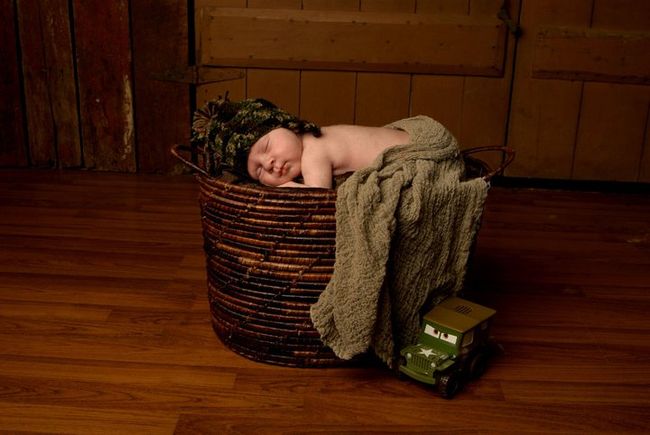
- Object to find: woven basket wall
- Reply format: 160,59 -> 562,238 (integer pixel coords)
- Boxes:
197,154 -> 492,368
199,172 -> 340,367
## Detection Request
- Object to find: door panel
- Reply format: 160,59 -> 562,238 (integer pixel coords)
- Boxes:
411,75 -> 464,138
573,83 -> 649,181
196,0 -> 517,175
199,8 -> 507,76
195,0 -> 247,107
17,0 -> 80,168
300,71 -> 357,126
131,0 -> 191,173
300,0 -> 358,126
508,0 -> 650,181
0,0 -> 27,167
532,27 -> 650,85
74,0 -> 136,172
507,0 -> 592,179
246,69 -> 301,115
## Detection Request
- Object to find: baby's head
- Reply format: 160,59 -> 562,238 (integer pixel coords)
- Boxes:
191,95 -> 320,181
246,127 -> 305,186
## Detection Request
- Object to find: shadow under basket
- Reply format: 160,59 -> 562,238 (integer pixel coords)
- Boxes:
172,145 -> 514,367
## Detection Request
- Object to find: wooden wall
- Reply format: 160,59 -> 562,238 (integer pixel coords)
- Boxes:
507,0 -> 650,182
0,0 -> 190,173
195,0 -> 516,172
1,0 -> 649,182
0,0 -> 28,168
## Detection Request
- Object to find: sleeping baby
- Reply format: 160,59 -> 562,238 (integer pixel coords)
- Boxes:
191,95 -> 408,188
191,94 -> 490,365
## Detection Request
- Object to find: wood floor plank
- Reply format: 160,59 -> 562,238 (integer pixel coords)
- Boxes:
0,355 -> 235,389
0,374 -> 301,413
0,402 -> 177,434
0,169 -> 648,433
0,274 -> 199,309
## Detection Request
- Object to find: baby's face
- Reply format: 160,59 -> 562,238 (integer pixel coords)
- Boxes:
247,128 -> 303,186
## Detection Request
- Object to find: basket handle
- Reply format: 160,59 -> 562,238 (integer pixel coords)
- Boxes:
461,146 -> 515,182
171,144 -> 210,177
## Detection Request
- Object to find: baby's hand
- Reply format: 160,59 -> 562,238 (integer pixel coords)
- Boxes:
278,181 -> 311,188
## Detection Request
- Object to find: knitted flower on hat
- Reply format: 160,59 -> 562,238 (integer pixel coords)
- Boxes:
191,94 -> 321,177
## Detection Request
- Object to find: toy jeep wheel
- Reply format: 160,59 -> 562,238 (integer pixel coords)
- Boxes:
438,373 -> 461,399
469,352 -> 488,379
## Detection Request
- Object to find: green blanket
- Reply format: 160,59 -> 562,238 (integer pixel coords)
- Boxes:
310,116 -> 489,366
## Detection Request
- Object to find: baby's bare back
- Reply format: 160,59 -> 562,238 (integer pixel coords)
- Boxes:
319,125 -> 410,175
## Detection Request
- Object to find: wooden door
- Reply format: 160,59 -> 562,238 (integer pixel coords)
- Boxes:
0,0 -> 27,167
0,0 -> 190,173
195,0 -> 520,171
507,0 -> 650,182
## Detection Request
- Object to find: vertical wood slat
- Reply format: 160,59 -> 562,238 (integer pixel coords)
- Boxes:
506,0 -> 593,179
17,0 -> 81,168
195,0 -> 246,108
416,0 -> 469,14
640,109 -> 650,182
360,0 -> 414,12
300,71 -> 357,126
248,0 -> 301,8
573,0 -> 650,181
468,0 -> 501,15
573,83 -> 649,181
300,0 -> 358,126
43,0 -> 82,168
73,0 -> 136,172
246,69 -> 301,114
355,0 -> 413,126
0,0 -> 28,167
591,0 -> 650,30
411,0 -> 468,141
302,0 -> 360,10
411,0 -> 512,172
246,0 -> 301,112
355,73 -> 411,126
410,76 -> 464,137
16,0 -> 55,167
460,0 -> 516,170
131,0 -> 191,173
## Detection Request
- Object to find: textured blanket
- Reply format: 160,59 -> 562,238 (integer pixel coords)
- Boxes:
310,116 -> 489,366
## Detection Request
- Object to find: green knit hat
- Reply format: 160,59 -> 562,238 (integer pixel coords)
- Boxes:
191,94 -> 321,177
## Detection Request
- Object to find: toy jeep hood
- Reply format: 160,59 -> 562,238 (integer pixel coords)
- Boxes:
401,343 -> 456,371
424,297 -> 496,334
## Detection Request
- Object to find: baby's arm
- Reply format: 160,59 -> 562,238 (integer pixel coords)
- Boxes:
275,145 -> 333,188
300,151 -> 333,188
278,180 -> 311,188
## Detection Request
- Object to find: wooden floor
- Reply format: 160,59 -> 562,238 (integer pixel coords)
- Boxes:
0,170 -> 648,434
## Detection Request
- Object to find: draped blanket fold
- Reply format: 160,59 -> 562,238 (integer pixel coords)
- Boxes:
310,116 -> 489,366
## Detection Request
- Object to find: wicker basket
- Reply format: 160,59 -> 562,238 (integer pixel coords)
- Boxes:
172,145 -> 514,367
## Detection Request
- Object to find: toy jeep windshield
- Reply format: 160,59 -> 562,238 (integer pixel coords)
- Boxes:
398,296 -> 496,398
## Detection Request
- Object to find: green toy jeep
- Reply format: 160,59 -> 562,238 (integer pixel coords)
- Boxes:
398,296 -> 496,399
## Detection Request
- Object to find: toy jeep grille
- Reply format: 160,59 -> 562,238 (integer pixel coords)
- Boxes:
454,305 -> 473,315
411,354 -> 433,374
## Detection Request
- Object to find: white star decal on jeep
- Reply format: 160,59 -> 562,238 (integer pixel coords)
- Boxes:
419,348 -> 434,357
